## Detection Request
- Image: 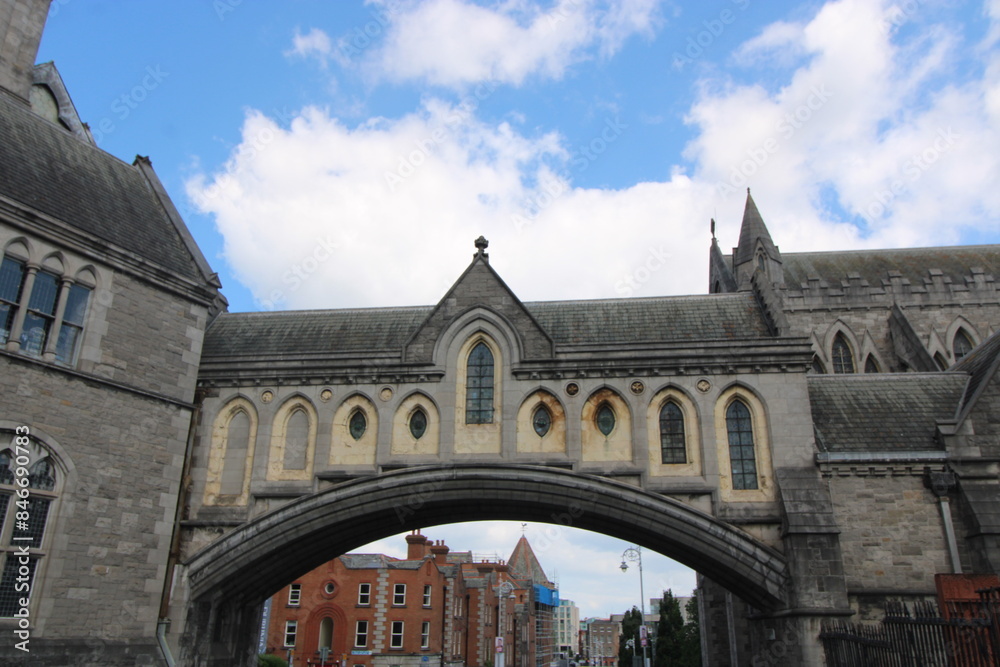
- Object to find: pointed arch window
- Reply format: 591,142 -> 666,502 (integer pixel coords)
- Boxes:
810,356 -> 825,374
831,334 -> 855,374
410,408 -> 428,439
864,355 -> 880,374
659,402 -> 687,464
0,434 -> 59,618
725,400 -> 758,490
596,404 -> 615,436
953,330 -> 974,362
349,409 -> 367,440
465,342 -> 495,424
532,405 -> 552,437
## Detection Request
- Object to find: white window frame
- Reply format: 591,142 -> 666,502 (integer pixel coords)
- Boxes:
287,583 -> 301,606
393,582 -> 406,606
421,620 -> 431,649
423,584 -> 432,607
390,620 -> 404,649
355,620 -> 369,648
358,582 -> 371,605
284,620 -> 297,647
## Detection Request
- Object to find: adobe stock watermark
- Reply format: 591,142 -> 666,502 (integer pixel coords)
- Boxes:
858,127 -> 959,224
88,66 -> 170,145
259,232 -> 357,310
716,84 -> 833,199
213,0 -> 244,21
202,107 -> 297,200
879,0 -> 924,34
383,79 -> 501,192
511,116 -> 629,234
673,0 -> 751,70
336,4 -> 398,61
615,246 -> 671,297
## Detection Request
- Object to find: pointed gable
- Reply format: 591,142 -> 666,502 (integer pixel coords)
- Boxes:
507,535 -> 550,585
404,238 -> 554,362
709,220 -> 737,293
734,190 -> 781,267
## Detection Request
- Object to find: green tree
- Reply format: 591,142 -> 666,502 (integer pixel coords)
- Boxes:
653,590 -> 684,667
258,654 -> 288,667
678,594 -> 701,667
617,606 -> 642,667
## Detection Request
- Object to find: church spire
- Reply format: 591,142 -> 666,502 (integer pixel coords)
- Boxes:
732,189 -> 783,289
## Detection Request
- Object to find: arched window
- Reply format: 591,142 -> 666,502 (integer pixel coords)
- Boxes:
283,409 -> 310,470
410,408 -> 428,439
465,342 -> 494,424
864,355 -> 880,374
532,405 -> 551,437
0,435 -> 59,617
659,402 -> 686,464
725,400 -> 758,490
349,409 -> 367,441
953,330 -> 974,362
219,410 -> 251,496
596,404 -> 615,436
319,617 -> 333,650
831,334 -> 855,374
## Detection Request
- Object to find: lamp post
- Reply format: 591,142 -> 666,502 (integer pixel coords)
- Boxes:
495,580 -> 515,667
619,547 -> 649,667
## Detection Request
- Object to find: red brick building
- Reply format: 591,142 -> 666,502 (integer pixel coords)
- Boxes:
263,532 -> 558,667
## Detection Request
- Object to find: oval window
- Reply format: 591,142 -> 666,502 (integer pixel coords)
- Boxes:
349,410 -> 367,440
532,406 -> 551,437
410,409 -> 427,439
324,582 -> 336,595
596,404 -> 615,436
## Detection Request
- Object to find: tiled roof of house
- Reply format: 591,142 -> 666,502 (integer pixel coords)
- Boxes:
808,373 -> 969,452
0,92 -> 205,282
202,293 -> 773,359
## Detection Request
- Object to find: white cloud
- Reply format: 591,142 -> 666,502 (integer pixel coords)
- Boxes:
286,27 -> 334,66
331,0 -> 664,87
190,0 -> 1000,313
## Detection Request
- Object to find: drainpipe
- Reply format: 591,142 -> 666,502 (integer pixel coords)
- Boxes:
927,471 -> 962,574
157,618 -> 176,667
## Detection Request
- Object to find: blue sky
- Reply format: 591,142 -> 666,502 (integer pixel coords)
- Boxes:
35,0 -> 1000,617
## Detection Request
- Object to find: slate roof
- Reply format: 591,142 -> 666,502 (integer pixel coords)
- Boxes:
508,536 -> 550,584
202,293 -> 773,359
0,92 -> 204,281
780,246 -> 1000,289
808,374 -> 969,452
202,306 -> 432,358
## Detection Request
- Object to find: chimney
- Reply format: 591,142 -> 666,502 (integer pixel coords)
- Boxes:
0,0 -> 51,103
405,530 -> 428,560
430,539 -> 449,565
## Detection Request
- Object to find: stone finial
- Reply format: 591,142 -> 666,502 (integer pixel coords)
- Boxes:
474,235 -> 489,260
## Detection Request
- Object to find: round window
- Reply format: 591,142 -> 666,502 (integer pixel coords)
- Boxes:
324,582 -> 336,595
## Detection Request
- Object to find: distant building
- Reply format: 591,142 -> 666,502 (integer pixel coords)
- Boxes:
584,619 -> 620,667
555,599 -> 580,656
263,532 -> 560,667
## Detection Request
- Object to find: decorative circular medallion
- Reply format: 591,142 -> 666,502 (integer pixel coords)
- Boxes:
379,386 -> 394,402
261,390 -> 274,403
565,382 -> 579,396
630,380 -> 645,395
320,389 -> 333,402
696,379 -> 711,393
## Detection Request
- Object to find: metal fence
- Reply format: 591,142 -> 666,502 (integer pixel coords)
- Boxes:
820,590 -> 1000,667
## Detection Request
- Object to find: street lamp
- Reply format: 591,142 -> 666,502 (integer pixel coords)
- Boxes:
619,547 -> 649,667
495,580 -> 515,667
